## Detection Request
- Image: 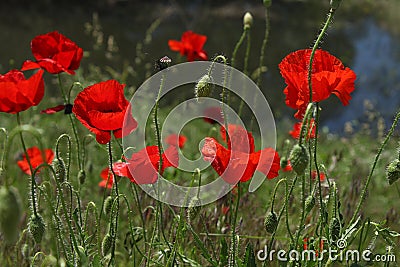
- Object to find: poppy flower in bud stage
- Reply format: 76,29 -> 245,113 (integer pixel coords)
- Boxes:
279,49 -> 356,119
99,167 -> 114,189
168,31 -> 208,61
17,146 -> 54,175
22,31 -> 83,75
289,119 -> 317,139
165,134 -> 187,148
72,80 -> 137,144
0,69 -> 44,114
111,145 -> 179,184
202,124 -> 280,184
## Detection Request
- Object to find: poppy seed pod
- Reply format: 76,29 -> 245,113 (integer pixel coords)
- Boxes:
187,196 -> 201,223
0,186 -> 22,243
29,213 -> 46,243
289,144 -> 309,175
195,74 -> 214,101
386,159 -> 400,185
305,195 -> 315,213
264,211 -> 278,234
53,158 -> 66,182
243,12 -> 253,30
263,0 -> 272,8
102,233 -> 113,256
330,218 -> 341,242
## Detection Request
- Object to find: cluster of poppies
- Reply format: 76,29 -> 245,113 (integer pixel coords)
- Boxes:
6,30 -> 355,187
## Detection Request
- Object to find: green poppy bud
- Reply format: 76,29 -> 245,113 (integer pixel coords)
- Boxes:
280,156 -> 288,169
102,233 -> 113,256
264,211 -> 278,234
289,144 -> 309,175
195,74 -> 214,101
104,196 -> 113,216
0,186 -> 22,243
243,12 -> 253,30
52,158 -> 66,182
330,0 -> 342,10
386,159 -> 400,185
29,213 -> 46,243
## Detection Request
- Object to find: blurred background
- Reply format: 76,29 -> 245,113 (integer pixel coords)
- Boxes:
0,0 -> 399,133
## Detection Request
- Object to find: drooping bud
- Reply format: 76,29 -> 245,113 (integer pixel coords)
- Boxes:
29,213 -> 46,243
330,0 -> 342,10
195,74 -> 214,101
305,195 -> 315,213
330,217 -> 341,242
386,159 -> 400,185
187,196 -> 201,224
0,186 -> 22,243
103,196 -> 113,216
289,144 -> 309,175
102,233 -> 113,256
264,211 -> 278,234
52,158 -> 66,182
243,12 -> 253,30
78,170 -> 86,184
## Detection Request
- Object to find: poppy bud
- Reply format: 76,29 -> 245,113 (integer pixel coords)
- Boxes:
263,0 -> 272,8
264,211 -> 278,233
102,233 -> 113,256
53,158 -> 66,182
187,196 -> 201,223
78,170 -> 86,184
104,196 -> 113,216
0,186 -> 22,243
305,195 -> 315,213
330,217 -> 341,242
29,213 -> 46,243
386,159 -> 400,185
330,0 -> 342,10
289,144 -> 309,175
195,74 -> 214,101
243,12 -> 253,30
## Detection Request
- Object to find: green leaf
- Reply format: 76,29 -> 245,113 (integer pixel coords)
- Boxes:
243,243 -> 256,267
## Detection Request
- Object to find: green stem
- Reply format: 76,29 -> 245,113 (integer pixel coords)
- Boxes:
231,30 -> 247,69
238,28 -> 251,117
16,113 -> 37,216
307,9 -> 336,103
229,182 -> 241,267
350,108 -> 400,225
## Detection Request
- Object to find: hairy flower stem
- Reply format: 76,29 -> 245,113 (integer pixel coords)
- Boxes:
350,108 -> 400,225
293,174 -> 306,251
229,182 -> 241,267
16,113 -> 37,216
107,141 -> 119,266
307,8 -> 336,103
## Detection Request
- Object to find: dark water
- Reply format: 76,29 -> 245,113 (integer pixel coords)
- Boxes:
0,1 -> 399,133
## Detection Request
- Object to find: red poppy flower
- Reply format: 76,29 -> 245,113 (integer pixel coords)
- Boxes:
311,170 -> 325,181
22,31 -> 83,75
112,145 -> 179,184
289,119 -> 316,139
165,134 -> 187,148
202,124 -> 280,184
203,106 -> 223,124
72,80 -> 138,144
279,49 -> 356,119
168,31 -> 208,61
99,167 -> 114,189
17,146 -> 54,175
0,69 -> 44,114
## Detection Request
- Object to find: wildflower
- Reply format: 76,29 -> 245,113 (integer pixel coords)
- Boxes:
289,144 -> 309,175
17,146 -> 54,175
0,69 -> 44,114
289,119 -> 316,139
264,211 -> 278,233
165,134 -> 187,149
202,124 -> 280,184
195,74 -> 214,100
28,213 -> 46,243
72,80 -> 137,144
99,167 -> 113,189
243,12 -> 253,30
22,31 -> 83,75
279,49 -> 356,119
168,31 -> 208,61
112,145 -> 179,184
